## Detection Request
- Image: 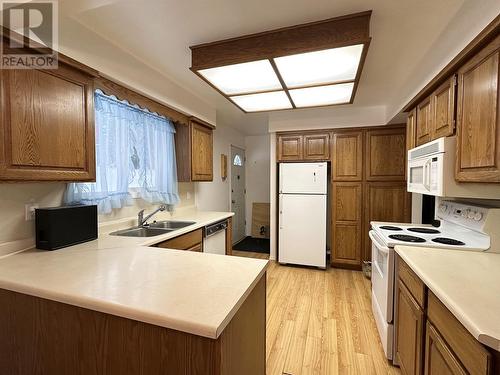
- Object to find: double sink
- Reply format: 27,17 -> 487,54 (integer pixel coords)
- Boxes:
110,220 -> 196,237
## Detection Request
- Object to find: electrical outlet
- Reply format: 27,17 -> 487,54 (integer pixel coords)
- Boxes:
25,202 -> 39,221
186,191 -> 191,200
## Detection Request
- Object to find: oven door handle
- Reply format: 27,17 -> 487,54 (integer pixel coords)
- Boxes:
369,231 -> 389,254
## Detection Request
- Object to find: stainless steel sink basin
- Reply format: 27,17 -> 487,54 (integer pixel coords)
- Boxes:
110,227 -> 173,237
149,220 -> 196,230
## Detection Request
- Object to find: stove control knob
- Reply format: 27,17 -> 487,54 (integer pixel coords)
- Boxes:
461,210 -> 468,218
474,212 -> 483,221
439,204 -> 447,213
467,210 -> 476,219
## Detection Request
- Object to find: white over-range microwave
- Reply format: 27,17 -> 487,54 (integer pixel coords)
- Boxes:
407,136 -> 500,199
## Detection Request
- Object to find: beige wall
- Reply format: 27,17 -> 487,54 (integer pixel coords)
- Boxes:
245,135 -> 270,236
0,182 -> 194,244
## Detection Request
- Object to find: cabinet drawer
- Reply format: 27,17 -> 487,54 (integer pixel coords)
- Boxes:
428,292 -> 492,375
398,257 -> 426,308
155,229 -> 203,250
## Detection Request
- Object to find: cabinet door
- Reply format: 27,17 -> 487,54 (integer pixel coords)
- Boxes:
363,182 -> 411,260
366,128 -> 406,181
456,35 -> 500,182
407,109 -> 417,151
431,76 -> 456,139
396,280 -> 425,375
304,133 -> 329,160
191,122 -> 213,181
0,66 -> 95,181
331,182 -> 362,268
277,134 -> 303,161
424,323 -> 467,375
416,97 -> 433,146
331,131 -> 363,181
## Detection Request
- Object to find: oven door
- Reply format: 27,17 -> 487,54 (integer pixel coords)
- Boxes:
370,230 -> 395,360
370,230 -> 395,322
407,154 -> 443,196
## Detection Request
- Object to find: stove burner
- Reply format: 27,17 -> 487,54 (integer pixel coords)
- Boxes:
380,226 -> 403,231
407,227 -> 441,234
432,237 -> 465,246
389,234 -> 426,243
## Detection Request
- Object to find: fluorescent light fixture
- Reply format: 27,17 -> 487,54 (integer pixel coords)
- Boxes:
231,91 -> 292,112
274,44 -> 363,88
289,82 -> 354,108
198,60 -> 282,95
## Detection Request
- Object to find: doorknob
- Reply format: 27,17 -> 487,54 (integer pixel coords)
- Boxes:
231,200 -> 236,203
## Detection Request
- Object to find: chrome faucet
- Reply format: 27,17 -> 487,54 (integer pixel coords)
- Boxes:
138,204 -> 167,226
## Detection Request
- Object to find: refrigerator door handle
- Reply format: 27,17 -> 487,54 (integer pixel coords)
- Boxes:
279,195 -> 283,229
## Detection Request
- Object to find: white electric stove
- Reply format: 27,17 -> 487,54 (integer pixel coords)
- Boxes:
369,200 -> 500,362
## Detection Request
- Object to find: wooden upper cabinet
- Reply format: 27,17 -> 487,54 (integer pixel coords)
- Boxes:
366,127 -> 406,181
331,131 -> 363,181
303,133 -> 329,160
407,109 -> 416,152
456,35 -> 500,182
191,122 -> 213,181
176,117 -> 214,182
331,182 -> 362,268
0,65 -> 96,181
396,280 -> 425,375
416,96 -> 433,146
431,75 -> 456,139
277,134 -> 303,161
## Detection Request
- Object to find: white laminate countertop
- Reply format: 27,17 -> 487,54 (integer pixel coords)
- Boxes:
0,210 -> 269,339
395,245 -> 500,351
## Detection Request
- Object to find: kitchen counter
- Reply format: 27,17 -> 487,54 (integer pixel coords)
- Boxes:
395,245 -> 500,351
0,210 -> 269,339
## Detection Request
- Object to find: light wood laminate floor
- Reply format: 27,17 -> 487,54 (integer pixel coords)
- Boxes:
232,250 -> 400,375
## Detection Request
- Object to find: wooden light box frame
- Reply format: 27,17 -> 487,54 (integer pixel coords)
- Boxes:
190,11 -> 372,113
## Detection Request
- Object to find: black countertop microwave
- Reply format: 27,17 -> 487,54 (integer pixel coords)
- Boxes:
35,205 -> 98,250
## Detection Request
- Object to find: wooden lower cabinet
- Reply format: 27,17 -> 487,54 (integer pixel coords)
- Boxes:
225,217 -> 233,255
154,228 -> 203,251
396,256 -> 498,375
425,323 -> 467,375
396,280 -> 425,375
331,182 -> 362,268
0,276 -> 266,375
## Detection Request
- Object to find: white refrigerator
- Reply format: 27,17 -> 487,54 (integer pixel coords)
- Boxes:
278,162 -> 327,268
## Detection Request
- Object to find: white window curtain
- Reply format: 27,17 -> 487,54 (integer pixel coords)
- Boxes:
64,90 -> 180,214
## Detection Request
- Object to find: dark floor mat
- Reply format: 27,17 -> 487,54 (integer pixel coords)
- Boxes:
233,236 -> 270,254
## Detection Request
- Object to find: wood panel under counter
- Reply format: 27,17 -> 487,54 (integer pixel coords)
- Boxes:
0,246 -> 268,374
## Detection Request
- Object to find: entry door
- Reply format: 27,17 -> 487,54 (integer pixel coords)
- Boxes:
231,146 -> 246,244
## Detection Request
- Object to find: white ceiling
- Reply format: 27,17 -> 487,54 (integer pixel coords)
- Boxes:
58,0 -> 500,135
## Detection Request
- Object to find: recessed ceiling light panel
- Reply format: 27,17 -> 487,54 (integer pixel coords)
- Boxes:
198,60 -> 282,95
273,44 -> 364,88
289,82 -> 354,108
231,91 -> 292,112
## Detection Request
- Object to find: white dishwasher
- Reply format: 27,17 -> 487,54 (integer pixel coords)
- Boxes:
203,220 -> 227,255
